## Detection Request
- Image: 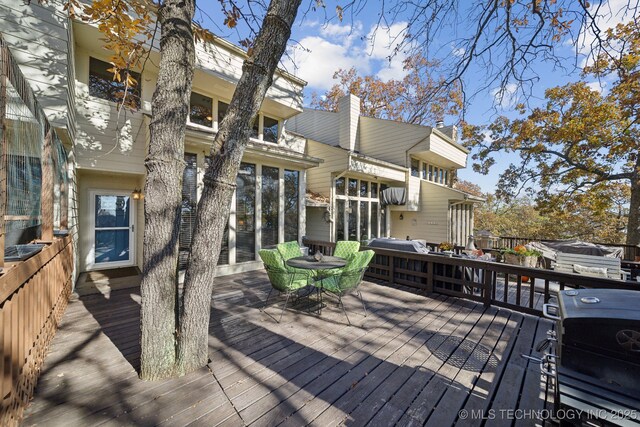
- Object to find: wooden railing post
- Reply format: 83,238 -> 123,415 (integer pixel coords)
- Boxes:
40,128 -> 53,241
426,260 -> 434,294
482,265 -> 492,307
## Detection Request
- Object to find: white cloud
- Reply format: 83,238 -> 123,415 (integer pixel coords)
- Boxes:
366,22 -> 409,81
585,80 -> 606,93
491,83 -> 519,109
577,0 -> 633,66
320,22 -> 355,38
451,44 -> 466,58
285,21 -> 412,90
283,36 -> 370,90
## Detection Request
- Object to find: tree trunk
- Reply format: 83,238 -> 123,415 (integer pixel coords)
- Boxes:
140,0 -> 195,380
626,156 -> 640,246
176,0 -> 302,375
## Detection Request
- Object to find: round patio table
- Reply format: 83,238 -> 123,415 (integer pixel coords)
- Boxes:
286,255 -> 347,314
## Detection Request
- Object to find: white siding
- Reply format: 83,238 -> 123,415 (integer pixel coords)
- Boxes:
428,132 -> 467,168
390,180 -> 461,243
287,109 -> 340,146
305,140 -> 348,197
306,206 -> 330,241
358,117 -> 429,166
338,95 -> 359,151
0,0 -> 70,128
347,156 -> 406,182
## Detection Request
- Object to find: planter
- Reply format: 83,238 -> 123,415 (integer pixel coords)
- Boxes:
504,253 -> 538,268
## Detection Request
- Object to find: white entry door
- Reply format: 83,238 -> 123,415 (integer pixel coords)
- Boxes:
90,191 -> 135,269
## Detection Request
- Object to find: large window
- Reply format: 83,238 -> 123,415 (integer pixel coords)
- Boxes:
411,158 -> 420,177
263,116 -> 279,143
218,101 -> 228,125
284,170 -> 299,242
419,160 -> 453,186
89,57 -> 140,109
261,166 -> 280,247
236,163 -> 256,262
190,92 -> 213,127
334,177 -> 382,241
179,154 -> 198,270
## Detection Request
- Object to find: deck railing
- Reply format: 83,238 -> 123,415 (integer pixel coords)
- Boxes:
0,34 -> 74,425
497,236 -> 640,261
303,238 -> 639,317
0,236 -> 73,425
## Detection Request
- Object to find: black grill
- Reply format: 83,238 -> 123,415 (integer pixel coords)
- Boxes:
542,289 -> 640,425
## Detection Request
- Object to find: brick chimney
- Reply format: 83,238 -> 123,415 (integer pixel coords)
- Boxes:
338,94 -> 360,151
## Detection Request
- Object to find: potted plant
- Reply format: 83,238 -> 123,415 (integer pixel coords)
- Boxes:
502,245 -> 541,268
439,241 -> 455,256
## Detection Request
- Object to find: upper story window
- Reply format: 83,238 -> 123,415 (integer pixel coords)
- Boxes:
89,57 -> 141,109
410,158 -> 420,177
218,100 -> 262,140
218,101 -> 228,125
189,92 -> 213,127
263,116 -> 279,143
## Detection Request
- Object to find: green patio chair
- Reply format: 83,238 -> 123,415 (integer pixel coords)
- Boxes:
333,240 -> 361,259
259,249 -> 310,322
320,249 -> 374,325
277,241 -> 303,262
277,240 -> 316,279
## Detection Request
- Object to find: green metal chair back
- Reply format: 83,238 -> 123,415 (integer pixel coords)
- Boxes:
323,250 -> 374,294
333,241 -> 360,259
259,249 -> 308,293
259,249 -> 286,270
344,249 -> 374,272
277,241 -> 303,261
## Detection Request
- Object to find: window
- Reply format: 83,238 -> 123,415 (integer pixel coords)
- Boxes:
336,200 -> 345,241
236,163 -> 256,262
335,177 -> 345,195
284,170 -> 299,242
411,158 -> 420,177
218,101 -> 228,125
428,165 -> 433,181
360,180 -> 368,197
334,177 -> 381,242
179,154 -> 198,270
348,178 -> 358,196
189,92 -> 213,127
251,117 -> 259,139
360,201 -> 368,240
263,116 -> 279,143
444,170 -> 449,186
261,166 -> 279,247
89,57 -> 140,109
422,163 -> 427,180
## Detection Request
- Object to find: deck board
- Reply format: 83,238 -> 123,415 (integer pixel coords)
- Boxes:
23,270 -> 553,426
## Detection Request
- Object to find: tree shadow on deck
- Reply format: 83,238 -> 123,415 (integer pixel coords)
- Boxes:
205,279 -> 526,426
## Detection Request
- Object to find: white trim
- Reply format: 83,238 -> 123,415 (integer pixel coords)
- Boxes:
87,189 -> 136,270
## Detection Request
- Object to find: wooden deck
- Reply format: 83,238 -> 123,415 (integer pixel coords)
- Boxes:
23,271 -> 554,426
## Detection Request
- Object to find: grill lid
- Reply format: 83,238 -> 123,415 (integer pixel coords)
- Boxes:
558,289 -> 640,321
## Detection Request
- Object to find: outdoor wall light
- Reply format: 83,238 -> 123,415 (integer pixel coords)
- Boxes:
399,213 -> 404,220
132,189 -> 144,200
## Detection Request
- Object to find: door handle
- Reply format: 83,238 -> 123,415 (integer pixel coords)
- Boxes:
131,224 -> 135,232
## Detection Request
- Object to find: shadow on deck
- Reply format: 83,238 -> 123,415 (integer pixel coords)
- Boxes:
23,271 -> 554,426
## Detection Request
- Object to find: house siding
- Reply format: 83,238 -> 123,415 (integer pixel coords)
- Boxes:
287,109 -> 340,147
390,181 -> 461,243
428,131 -> 467,168
358,117 -> 429,166
0,0 -> 70,128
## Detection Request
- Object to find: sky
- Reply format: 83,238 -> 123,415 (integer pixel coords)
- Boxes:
199,0 -> 636,194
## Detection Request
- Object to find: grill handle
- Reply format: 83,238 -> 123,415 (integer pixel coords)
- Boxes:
540,353 -> 557,377
542,303 -> 560,321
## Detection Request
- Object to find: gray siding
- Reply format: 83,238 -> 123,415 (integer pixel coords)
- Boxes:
287,109 -> 340,147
